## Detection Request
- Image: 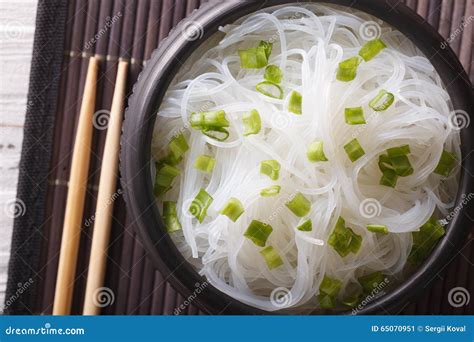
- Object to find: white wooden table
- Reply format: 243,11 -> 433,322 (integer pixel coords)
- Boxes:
0,0 -> 38,308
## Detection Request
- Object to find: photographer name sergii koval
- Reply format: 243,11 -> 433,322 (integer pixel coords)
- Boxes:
424,325 -> 467,333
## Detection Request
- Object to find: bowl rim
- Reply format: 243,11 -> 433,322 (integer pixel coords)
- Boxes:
120,0 -> 474,315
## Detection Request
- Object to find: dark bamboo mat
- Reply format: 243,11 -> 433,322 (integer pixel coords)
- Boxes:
9,0 -> 474,315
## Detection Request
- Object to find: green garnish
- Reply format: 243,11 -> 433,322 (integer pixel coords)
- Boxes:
188,188 -> 213,223
244,220 -> 273,247
336,56 -> 361,82
194,155 -> 216,173
256,81 -> 284,99
260,160 -> 280,181
408,217 -> 445,265
317,275 -> 342,309
264,64 -> 283,83
242,109 -> 261,136
154,163 -> 180,196
156,133 -> 189,167
344,106 -> 366,125
328,217 -> 363,257
380,168 -> 398,188
343,138 -> 365,162
378,145 -> 413,187
369,89 -> 394,111
296,219 -> 312,232
359,38 -> 387,62
238,41 -> 273,69
286,192 -> 311,217
287,90 -> 302,115
190,110 -> 230,141
260,185 -> 281,197
367,224 -> 389,234
220,197 -> 244,222
307,140 -> 328,162
202,127 -> 229,141
358,272 -> 386,293
259,246 -> 284,270
162,201 -> 182,233
433,150 -> 457,177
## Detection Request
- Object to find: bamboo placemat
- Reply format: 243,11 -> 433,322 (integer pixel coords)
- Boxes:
6,0 -> 473,315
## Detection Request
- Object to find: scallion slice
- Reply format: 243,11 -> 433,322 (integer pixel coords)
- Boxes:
390,155 -> 413,176
369,89 -> 394,111
202,127 -> 229,141
433,150 -> 457,177
242,109 -> 261,136
260,160 -> 280,180
168,132 -> 189,160
296,219 -> 312,232
264,64 -> 283,83
259,246 -> 284,270
318,294 -> 336,309
220,197 -> 244,222
380,168 -> 398,188
358,38 -> 387,62
408,217 -> 445,265
260,185 -> 281,197
386,145 -> 411,157
358,272 -> 385,293
344,106 -> 366,125
256,81 -> 283,99
285,192 -> 311,217
307,140 -> 328,162
190,110 -> 229,130
336,56 -> 361,82
188,188 -> 213,223
154,163 -> 180,196
343,138 -> 365,162
367,224 -> 389,234
319,275 -> 342,297
194,155 -> 216,173
163,201 -> 182,233
238,41 -> 272,69
328,217 -> 363,257
287,90 -> 302,115
244,220 -> 273,247
347,227 -> 362,254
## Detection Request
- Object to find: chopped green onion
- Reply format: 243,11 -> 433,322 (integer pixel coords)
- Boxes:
358,38 -> 387,62
285,192 -> 311,217
162,201 -> 182,233
307,140 -> 329,162
202,127 -> 229,141
264,64 -> 283,83
408,217 -> 445,265
341,288 -> 363,308
260,185 -> 281,197
328,217 -> 363,257
380,168 -> 398,188
154,163 -> 180,196
367,224 -> 389,234
188,188 -> 213,223
433,150 -> 457,177
369,89 -> 394,111
343,138 -> 365,162
193,155 -> 216,173
344,106 -> 366,125
287,90 -> 302,115
358,272 -> 385,293
238,41 -> 272,69
220,197 -> 244,222
319,275 -> 342,297
296,219 -> 312,232
169,132 -> 189,160
336,56 -> 361,82
318,275 -> 341,308
386,145 -> 411,157
256,81 -> 283,99
260,160 -> 280,180
318,293 -> 336,309
157,153 -> 183,168
242,109 -> 261,136
390,155 -> 413,176
244,220 -> 273,247
190,110 -> 229,130
259,246 -> 284,270
378,154 -> 393,172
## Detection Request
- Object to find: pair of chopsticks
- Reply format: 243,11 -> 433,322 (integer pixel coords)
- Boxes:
53,57 -> 128,315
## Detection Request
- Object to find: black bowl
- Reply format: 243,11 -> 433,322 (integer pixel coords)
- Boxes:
120,0 -> 474,314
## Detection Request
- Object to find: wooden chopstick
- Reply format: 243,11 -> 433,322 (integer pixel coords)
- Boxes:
83,61 -> 128,315
53,57 -> 99,315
